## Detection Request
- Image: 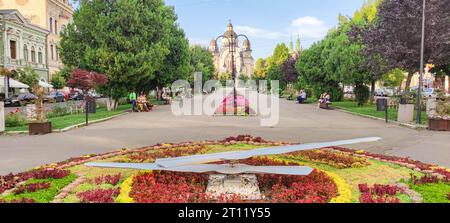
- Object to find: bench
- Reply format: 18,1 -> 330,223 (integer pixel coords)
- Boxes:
319,102 -> 331,109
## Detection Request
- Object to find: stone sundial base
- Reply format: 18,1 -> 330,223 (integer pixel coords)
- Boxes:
206,174 -> 263,200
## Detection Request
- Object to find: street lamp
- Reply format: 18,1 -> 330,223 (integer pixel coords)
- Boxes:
215,27 -> 250,115
417,0 -> 426,124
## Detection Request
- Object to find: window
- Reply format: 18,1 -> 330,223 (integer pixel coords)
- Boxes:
38,49 -> 43,64
10,40 -> 17,59
31,47 -> 36,63
55,20 -> 58,34
50,45 -> 54,60
23,45 -> 28,62
49,18 -> 53,33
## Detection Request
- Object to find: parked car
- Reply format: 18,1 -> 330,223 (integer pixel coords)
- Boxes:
58,91 -> 69,102
45,92 -> 65,103
69,90 -> 84,101
5,93 -> 38,107
375,89 -> 388,97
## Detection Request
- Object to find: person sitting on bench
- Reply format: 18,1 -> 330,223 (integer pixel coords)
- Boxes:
297,90 -> 307,104
318,92 -> 331,109
137,93 -> 149,112
162,89 -> 172,105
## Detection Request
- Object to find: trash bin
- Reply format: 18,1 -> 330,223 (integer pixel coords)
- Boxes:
376,98 -> 388,112
87,100 -> 96,114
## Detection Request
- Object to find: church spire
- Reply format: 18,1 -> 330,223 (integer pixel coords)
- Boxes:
295,34 -> 301,53
289,36 -> 294,53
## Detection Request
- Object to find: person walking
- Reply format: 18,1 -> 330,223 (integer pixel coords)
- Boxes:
129,91 -> 137,112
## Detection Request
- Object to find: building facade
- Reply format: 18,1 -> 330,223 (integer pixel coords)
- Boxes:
0,9 -> 49,81
209,22 -> 254,79
0,0 -> 74,78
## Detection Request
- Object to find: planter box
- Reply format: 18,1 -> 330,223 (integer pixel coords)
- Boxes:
29,122 -> 52,135
398,104 -> 414,123
428,118 -> 449,131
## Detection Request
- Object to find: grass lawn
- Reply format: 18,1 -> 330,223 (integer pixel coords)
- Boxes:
6,104 -> 130,132
331,101 -> 428,125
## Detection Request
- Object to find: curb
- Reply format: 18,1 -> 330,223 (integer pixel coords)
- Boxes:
332,107 -> 428,130
3,112 -> 129,135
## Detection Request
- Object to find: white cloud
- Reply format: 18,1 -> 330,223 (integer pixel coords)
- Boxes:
234,26 -> 284,40
286,16 -> 329,39
233,16 -> 328,42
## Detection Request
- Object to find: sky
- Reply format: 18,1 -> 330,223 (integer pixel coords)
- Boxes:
73,0 -> 367,60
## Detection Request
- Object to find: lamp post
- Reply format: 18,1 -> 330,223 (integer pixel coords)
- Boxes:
215,28 -> 250,115
417,0 -> 426,124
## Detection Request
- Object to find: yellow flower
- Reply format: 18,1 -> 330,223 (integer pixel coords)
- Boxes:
325,171 -> 353,203
162,144 -> 172,147
115,175 -> 135,203
356,150 -> 365,154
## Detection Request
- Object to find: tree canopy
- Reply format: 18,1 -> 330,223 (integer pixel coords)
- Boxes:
60,0 -> 186,108
358,0 -> 450,92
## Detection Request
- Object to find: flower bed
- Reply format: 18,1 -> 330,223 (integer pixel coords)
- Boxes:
358,184 -> 403,203
128,157 -> 338,203
285,149 -> 370,169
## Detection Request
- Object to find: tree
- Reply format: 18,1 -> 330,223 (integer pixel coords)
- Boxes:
266,65 -> 286,91
50,74 -> 66,90
383,68 -> 405,90
267,43 -> 290,67
189,45 -> 215,84
66,69 -> 108,94
295,41 -> 343,101
295,0 -> 383,102
281,56 -> 298,83
67,68 -> 108,124
60,0 -> 178,110
146,26 -> 192,98
360,0 -> 450,93
17,66 -> 39,88
254,58 -> 267,78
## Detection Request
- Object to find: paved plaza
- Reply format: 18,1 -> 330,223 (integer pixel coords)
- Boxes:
0,100 -> 449,175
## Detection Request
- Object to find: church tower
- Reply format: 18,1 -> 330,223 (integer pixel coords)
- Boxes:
209,21 -> 255,79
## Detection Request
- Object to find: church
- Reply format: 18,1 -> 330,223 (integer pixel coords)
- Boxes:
209,21 -> 255,79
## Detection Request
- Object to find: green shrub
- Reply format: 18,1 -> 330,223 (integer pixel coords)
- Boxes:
313,85 -> 343,102
0,92 -> 5,101
5,112 -> 28,127
354,85 -> 370,106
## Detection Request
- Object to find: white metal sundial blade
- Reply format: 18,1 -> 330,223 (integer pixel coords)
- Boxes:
85,162 -> 162,171
155,137 -> 381,168
156,164 -> 314,176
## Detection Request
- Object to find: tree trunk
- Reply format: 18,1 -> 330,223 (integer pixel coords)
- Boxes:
371,80 -> 376,95
369,80 -> 376,103
107,98 -> 118,111
404,72 -> 414,96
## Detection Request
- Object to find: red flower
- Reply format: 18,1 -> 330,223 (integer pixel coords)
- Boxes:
77,188 -> 120,203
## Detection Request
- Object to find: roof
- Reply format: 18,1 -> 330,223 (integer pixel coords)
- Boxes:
0,9 -> 49,34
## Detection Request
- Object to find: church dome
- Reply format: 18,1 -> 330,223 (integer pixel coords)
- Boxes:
224,20 -> 237,38
209,39 -> 217,51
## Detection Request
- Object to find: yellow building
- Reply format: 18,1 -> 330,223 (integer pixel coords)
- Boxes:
0,0 -> 73,79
